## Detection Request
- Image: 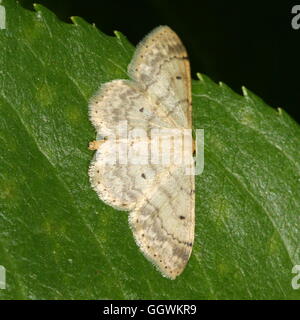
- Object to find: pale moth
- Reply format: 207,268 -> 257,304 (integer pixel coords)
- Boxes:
88,26 -> 195,279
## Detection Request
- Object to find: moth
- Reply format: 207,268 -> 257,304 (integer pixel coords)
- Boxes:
88,26 -> 195,279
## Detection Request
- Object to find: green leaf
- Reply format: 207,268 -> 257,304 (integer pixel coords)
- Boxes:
0,0 -> 299,299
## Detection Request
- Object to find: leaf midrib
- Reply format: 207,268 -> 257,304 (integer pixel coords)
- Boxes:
1,94 -> 129,299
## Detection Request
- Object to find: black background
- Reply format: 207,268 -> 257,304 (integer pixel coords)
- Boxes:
19,0 -> 300,124
0,299 -> 293,316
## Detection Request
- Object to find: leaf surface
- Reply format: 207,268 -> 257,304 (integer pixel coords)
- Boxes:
0,0 -> 299,299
